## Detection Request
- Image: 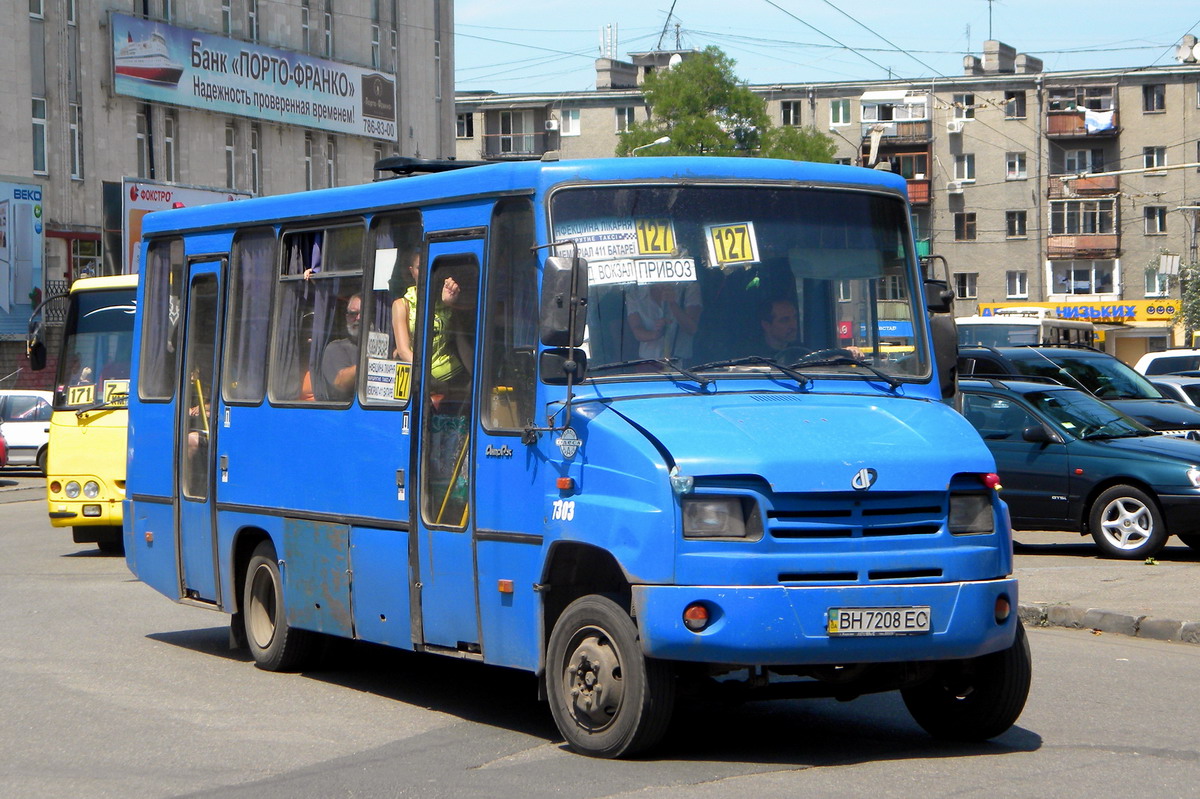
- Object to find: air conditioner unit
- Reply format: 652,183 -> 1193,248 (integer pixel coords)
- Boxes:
946,119 -> 965,134
544,119 -> 559,131
946,180 -> 964,194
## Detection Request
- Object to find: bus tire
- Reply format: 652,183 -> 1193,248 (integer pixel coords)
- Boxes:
901,619 -> 1031,742
545,595 -> 675,758
243,540 -> 318,672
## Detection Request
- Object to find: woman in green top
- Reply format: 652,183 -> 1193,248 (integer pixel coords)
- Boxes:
390,252 -> 468,385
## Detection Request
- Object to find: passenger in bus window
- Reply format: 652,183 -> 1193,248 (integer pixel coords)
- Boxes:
317,293 -> 362,401
627,282 -> 702,362
391,257 -> 471,394
390,249 -> 421,362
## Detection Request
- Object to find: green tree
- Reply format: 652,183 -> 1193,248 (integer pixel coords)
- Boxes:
615,46 -> 836,162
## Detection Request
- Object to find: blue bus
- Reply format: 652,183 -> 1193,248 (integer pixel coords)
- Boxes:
125,156 -> 1029,758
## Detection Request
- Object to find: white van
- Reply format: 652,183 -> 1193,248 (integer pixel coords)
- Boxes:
0,390 -> 53,473
957,308 -> 1096,348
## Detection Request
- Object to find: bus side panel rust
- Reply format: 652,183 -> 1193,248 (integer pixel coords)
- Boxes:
283,518 -> 354,638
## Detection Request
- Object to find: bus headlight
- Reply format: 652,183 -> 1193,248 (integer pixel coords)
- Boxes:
682,496 -> 762,540
949,491 -> 994,535
83,481 -> 101,499
65,481 -> 82,499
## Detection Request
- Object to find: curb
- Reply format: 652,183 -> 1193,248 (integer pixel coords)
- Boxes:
1019,602 -> 1200,645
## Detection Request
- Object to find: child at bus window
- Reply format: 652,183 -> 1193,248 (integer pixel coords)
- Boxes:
627,281 -> 702,362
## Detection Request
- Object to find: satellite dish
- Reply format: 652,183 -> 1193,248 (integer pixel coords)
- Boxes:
667,53 -> 682,70
1192,41 -> 1200,62
1176,43 -> 1193,62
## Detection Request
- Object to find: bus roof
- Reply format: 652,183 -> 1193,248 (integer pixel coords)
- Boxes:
139,157 -> 909,236
68,274 -> 139,291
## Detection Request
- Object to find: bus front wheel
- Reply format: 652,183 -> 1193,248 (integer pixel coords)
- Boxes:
901,619 -> 1031,741
545,595 -> 676,758
243,541 -> 318,672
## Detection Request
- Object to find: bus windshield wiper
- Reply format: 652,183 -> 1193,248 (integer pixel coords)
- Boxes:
689,356 -> 812,388
587,358 -> 711,387
76,395 -> 129,418
786,355 -> 902,390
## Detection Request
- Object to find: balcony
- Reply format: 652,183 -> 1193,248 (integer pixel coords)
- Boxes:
1047,234 -> 1120,260
1045,110 -> 1120,138
859,120 -> 932,144
479,131 -> 548,160
906,179 -> 931,205
1048,174 -> 1120,199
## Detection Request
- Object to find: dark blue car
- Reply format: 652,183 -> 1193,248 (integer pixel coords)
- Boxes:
960,378 -> 1200,559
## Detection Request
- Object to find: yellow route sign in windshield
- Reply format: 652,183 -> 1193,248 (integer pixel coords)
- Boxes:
635,219 -> 676,255
706,222 -> 760,266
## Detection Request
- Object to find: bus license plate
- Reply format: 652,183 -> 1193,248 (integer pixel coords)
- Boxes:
827,606 -> 931,636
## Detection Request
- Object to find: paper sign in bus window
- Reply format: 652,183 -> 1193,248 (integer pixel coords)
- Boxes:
104,380 -> 130,406
366,358 -> 411,403
705,222 -> 760,267
67,384 -> 95,406
634,219 -> 676,255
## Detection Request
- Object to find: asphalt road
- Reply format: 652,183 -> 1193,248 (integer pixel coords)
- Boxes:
5,479 -> 1200,797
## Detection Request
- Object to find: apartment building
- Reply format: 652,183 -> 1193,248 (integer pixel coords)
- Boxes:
455,39 -> 1200,363
1,0 -> 453,387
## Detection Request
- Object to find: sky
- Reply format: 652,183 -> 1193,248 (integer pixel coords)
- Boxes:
453,1 -> 1200,94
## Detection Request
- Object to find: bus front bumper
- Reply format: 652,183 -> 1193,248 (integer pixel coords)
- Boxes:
632,578 -> 1018,666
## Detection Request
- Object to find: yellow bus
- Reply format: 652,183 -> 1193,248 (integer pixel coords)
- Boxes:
29,275 -> 137,554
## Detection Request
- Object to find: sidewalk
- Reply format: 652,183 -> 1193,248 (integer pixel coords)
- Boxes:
1014,531 -> 1200,644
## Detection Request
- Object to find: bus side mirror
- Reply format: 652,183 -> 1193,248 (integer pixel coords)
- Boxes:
27,320 -> 47,371
540,256 -> 589,347
539,347 -> 588,385
924,278 -> 955,315
929,313 -> 958,401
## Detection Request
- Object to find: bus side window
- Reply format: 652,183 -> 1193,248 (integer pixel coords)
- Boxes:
269,225 -> 364,405
223,228 -> 276,404
139,237 -> 185,401
363,211 -> 423,407
481,198 -> 538,431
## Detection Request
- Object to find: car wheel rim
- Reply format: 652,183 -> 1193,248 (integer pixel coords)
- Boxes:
1100,498 -> 1153,550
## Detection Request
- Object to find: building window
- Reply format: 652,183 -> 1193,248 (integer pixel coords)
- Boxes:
499,110 -> 534,154
878,275 -> 905,301
325,137 -> 337,187
1064,148 -> 1104,175
1006,210 -> 1027,238
68,103 -> 83,179
837,279 -> 852,302
456,112 -> 474,139
1145,206 -> 1168,235
135,109 -> 150,178
1006,152 -> 1027,180
615,107 -> 636,133
559,108 -> 581,136
954,212 -> 977,241
954,153 -> 976,183
323,1 -> 333,56
953,93 -> 975,119
1144,146 -> 1167,171
1146,268 -> 1170,297
31,97 -> 48,175
781,100 -> 802,127
371,23 -> 381,68
300,0 -> 310,50
1004,90 -> 1026,119
66,0 -> 75,25
162,111 -> 177,182
157,0 -> 173,21
225,124 -> 237,189
247,0 -> 258,42
1052,260 -> 1115,295
830,99 -> 851,126
954,272 -> 978,299
304,135 -> 313,190
222,0 -> 232,35
888,153 -> 927,179
390,26 -> 397,72
1143,84 -> 1166,112
250,124 -> 261,195
1006,270 -> 1028,299
29,0 -> 43,18
71,238 -> 100,280
1050,199 -> 1116,235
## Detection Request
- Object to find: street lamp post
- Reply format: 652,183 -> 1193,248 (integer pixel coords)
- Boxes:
630,136 -> 670,156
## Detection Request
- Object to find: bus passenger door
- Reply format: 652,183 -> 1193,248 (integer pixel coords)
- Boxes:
414,243 -> 482,651
176,263 -> 224,605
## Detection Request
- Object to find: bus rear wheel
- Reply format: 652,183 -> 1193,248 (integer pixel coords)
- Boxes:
243,540 -> 318,672
901,619 -> 1031,741
545,595 -> 675,758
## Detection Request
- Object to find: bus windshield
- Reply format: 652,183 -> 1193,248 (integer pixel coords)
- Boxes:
54,287 -> 137,410
550,184 -> 928,380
